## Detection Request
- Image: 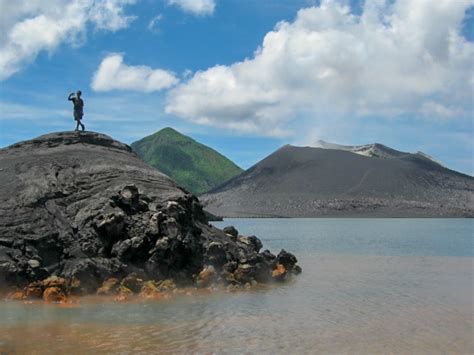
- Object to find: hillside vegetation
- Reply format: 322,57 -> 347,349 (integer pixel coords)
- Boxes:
131,128 -> 243,195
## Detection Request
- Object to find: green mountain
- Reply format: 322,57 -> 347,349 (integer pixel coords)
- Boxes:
131,127 -> 243,195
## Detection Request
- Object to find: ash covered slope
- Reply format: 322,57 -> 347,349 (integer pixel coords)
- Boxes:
201,145 -> 474,217
0,132 -> 299,291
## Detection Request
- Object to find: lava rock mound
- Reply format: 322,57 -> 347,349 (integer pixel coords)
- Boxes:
0,132 -> 300,293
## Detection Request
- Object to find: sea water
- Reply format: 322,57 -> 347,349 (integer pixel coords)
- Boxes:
1,219 -> 472,353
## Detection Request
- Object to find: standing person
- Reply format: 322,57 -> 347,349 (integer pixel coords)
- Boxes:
68,90 -> 85,131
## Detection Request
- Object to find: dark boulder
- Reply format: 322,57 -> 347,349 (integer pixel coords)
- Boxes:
223,226 -> 239,238
239,235 -> 263,253
276,249 -> 298,272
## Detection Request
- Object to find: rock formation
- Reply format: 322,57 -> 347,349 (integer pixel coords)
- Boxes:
0,132 -> 300,298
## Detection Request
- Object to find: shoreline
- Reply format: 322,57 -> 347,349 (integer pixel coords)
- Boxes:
1,279 -> 284,305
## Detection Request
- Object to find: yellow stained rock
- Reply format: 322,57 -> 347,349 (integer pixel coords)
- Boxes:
42,276 -> 67,289
197,265 -> 216,287
8,290 -> 26,300
43,287 -> 66,303
139,281 -> 162,299
157,279 -> 176,291
25,282 -> 43,299
115,286 -> 133,301
97,278 -> 120,295
271,263 -> 287,281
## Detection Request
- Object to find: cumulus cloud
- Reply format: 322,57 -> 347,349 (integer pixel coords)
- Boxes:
91,54 -> 179,92
166,0 -> 474,135
167,0 -> 215,16
0,0 -> 136,80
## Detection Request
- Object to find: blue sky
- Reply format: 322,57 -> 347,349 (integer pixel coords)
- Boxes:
0,0 -> 473,175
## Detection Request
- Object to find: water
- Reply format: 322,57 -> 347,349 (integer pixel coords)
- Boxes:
1,219 -> 473,354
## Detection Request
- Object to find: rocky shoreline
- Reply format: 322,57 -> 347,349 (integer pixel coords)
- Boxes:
5,239 -> 300,303
0,132 -> 301,302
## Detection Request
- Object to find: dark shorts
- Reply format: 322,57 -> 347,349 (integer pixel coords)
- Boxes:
74,111 -> 83,121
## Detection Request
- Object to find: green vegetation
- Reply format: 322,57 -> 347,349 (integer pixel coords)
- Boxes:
131,127 -> 243,195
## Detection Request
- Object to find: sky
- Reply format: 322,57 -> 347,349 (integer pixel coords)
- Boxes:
0,0 -> 473,175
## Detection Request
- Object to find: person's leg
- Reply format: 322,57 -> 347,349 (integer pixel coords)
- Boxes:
81,121 -> 85,131
75,120 -> 80,131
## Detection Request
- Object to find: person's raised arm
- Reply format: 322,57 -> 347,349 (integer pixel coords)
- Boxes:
68,93 -> 74,101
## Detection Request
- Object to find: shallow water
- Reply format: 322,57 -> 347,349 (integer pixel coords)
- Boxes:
1,219 -> 473,354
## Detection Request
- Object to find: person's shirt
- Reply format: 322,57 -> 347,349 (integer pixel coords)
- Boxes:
70,97 -> 84,115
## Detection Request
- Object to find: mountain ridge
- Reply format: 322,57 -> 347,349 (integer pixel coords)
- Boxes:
314,140 -> 444,166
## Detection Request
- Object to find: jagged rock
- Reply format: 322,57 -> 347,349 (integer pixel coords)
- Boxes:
43,287 -> 66,303
42,276 -> 67,290
205,242 -> 227,267
121,274 -> 144,293
223,226 -> 239,238
223,261 -> 238,273
239,236 -> 263,253
112,185 -> 148,213
61,258 -> 125,292
97,278 -> 120,295
95,210 -> 126,239
68,277 -> 82,295
157,279 -> 176,291
25,281 -> 43,299
139,280 -> 160,298
0,132 -> 301,293
260,250 -> 277,264
148,212 -> 163,236
116,285 -> 133,301
233,264 -> 254,284
160,218 -> 180,239
197,265 -> 216,287
276,249 -> 298,273
272,264 -> 287,281
28,259 -> 41,269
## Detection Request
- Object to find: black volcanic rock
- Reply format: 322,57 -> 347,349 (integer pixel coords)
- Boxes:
201,145 -> 474,217
0,132 -> 299,292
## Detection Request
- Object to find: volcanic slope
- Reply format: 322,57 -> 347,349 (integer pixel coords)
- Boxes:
200,144 -> 474,217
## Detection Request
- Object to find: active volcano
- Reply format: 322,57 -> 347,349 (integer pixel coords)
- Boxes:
201,144 -> 474,217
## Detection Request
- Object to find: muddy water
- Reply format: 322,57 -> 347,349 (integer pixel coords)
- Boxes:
1,219 -> 472,354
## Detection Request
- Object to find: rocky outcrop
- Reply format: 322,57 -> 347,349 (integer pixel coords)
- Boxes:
0,132 -> 300,297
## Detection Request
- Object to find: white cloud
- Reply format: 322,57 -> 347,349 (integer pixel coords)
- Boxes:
166,0 -> 474,136
147,14 -> 163,33
88,0 -> 137,31
91,54 -> 179,92
167,0 -> 215,16
0,0 -> 137,80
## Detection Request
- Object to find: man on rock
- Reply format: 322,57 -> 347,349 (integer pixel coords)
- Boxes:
68,90 -> 85,131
